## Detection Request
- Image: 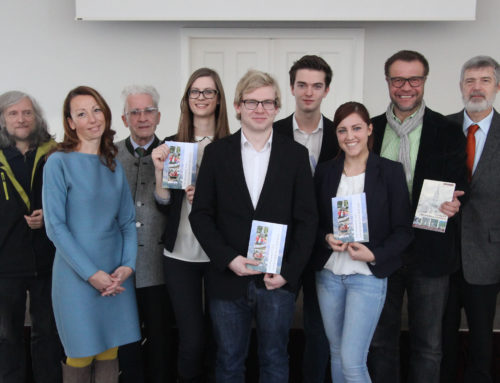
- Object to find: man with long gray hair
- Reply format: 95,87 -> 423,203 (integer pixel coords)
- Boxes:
0,91 -> 63,382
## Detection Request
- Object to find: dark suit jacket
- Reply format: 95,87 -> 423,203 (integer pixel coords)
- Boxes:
372,107 -> 468,277
273,114 -> 339,164
189,130 -> 318,300
311,153 -> 413,278
448,109 -> 500,285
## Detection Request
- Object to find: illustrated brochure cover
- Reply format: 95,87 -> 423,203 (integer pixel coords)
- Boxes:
246,220 -> 287,274
413,179 -> 455,233
331,193 -> 369,243
162,142 -> 198,189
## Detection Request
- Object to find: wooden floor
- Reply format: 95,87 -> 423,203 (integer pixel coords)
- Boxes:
24,328 -> 500,382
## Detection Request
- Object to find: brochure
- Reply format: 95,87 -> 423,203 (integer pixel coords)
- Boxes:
246,220 -> 287,274
413,179 -> 456,233
162,142 -> 198,189
331,193 -> 369,243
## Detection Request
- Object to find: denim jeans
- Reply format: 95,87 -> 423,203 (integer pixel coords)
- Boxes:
0,275 -> 63,383
367,267 -> 449,383
209,280 -> 295,383
316,269 -> 387,383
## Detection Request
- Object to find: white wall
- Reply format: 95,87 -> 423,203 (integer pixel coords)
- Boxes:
1,0 -> 499,141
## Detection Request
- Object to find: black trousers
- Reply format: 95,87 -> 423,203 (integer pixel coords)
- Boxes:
462,276 -> 500,383
119,283 -> 176,383
163,256 -> 212,380
0,274 -> 63,383
301,268 -> 331,383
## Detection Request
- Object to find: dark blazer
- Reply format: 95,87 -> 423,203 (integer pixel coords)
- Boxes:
448,109 -> 500,285
273,113 -> 339,164
189,130 -> 318,300
372,107 -> 468,277
312,153 -> 413,278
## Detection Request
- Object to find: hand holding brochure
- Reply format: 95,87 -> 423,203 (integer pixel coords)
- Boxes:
413,179 -> 455,233
246,220 -> 287,274
332,193 -> 369,243
162,142 -> 198,189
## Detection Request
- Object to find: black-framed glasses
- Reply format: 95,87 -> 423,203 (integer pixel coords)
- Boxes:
126,107 -> 159,118
387,76 -> 426,88
241,99 -> 277,110
188,89 -> 218,99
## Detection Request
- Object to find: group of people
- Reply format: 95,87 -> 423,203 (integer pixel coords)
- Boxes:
0,50 -> 498,383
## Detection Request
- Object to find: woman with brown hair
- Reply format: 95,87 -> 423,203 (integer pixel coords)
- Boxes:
312,102 -> 413,383
43,86 -> 140,383
152,68 -> 230,382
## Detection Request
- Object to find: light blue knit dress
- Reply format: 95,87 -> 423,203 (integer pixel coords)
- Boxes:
42,151 -> 140,358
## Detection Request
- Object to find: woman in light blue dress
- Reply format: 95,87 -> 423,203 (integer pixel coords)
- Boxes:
42,86 -> 140,383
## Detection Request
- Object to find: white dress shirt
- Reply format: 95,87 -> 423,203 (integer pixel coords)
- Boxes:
463,109 -> 493,174
241,130 -> 273,209
292,113 -> 323,173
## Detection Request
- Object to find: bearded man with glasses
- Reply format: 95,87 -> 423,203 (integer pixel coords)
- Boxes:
366,50 -> 468,383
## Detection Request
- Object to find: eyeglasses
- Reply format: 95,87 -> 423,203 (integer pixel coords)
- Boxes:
126,107 -> 159,118
241,99 -> 277,110
388,76 -> 426,88
188,89 -> 218,99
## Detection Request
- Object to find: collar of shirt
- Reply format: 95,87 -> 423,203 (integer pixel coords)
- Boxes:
390,107 -> 419,124
462,108 -> 493,136
240,129 -> 273,153
292,113 -> 323,135
130,136 -> 155,152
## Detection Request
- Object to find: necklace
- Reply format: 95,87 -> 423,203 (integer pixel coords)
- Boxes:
194,136 -> 213,143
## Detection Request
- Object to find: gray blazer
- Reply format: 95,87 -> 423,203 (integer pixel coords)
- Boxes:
448,109 -> 500,285
116,137 -> 166,288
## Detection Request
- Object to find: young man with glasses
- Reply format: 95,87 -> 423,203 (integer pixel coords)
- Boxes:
274,54 -> 338,383
366,50 -> 468,383
190,70 -> 318,383
116,85 -> 175,383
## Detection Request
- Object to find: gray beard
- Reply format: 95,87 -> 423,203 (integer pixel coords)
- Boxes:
463,95 -> 495,114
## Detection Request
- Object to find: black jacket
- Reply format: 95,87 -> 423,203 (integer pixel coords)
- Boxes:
273,113 -> 339,164
0,141 -> 56,277
372,107 -> 468,276
312,152 -> 413,278
189,130 -> 318,299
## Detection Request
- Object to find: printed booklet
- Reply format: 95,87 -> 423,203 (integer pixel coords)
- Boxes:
413,179 -> 455,233
332,193 -> 369,243
162,142 -> 198,189
246,220 -> 287,274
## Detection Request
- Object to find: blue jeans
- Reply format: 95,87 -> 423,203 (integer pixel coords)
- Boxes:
316,269 -> 387,383
367,267 -> 449,383
209,280 -> 295,383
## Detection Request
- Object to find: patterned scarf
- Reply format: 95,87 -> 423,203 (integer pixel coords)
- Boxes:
385,101 -> 425,182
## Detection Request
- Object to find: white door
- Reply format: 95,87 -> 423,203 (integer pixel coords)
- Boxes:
183,28 -> 364,131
